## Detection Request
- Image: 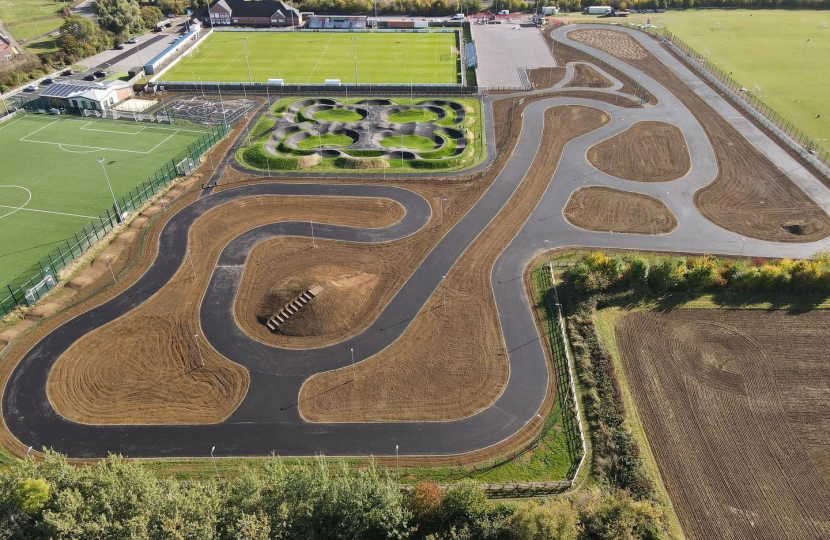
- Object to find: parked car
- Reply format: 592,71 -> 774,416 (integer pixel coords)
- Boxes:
83,74 -> 96,81
49,108 -> 61,115
94,70 -> 106,78
42,77 -> 54,84
62,69 -> 74,76
126,37 -> 138,44
24,84 -> 39,91
114,43 -> 124,50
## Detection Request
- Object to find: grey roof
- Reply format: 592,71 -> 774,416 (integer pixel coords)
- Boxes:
210,0 -> 299,18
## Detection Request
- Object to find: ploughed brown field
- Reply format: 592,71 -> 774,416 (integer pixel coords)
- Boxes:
563,186 -> 677,234
587,121 -> 690,182
567,28 -> 830,243
615,309 -> 830,540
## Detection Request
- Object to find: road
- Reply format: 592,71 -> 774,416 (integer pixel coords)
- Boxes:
4,26 -> 830,458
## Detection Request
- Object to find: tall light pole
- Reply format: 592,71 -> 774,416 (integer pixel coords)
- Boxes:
395,445 -> 399,480
351,37 -> 358,84
210,446 -> 220,482
438,197 -> 446,226
216,83 -> 228,127
97,157 -> 122,223
351,347 -> 355,380
242,37 -> 253,84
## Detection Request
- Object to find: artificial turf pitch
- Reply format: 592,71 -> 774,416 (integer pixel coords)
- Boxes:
0,115 -> 210,288
159,31 -> 459,84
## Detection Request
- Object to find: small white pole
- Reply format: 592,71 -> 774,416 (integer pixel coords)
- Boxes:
26,446 -> 32,458
311,220 -> 316,248
210,446 -> 220,482
187,248 -> 196,279
351,348 -> 355,380
442,275 -> 446,306
106,255 -> 117,284
395,444 -> 399,480
194,334 -> 205,367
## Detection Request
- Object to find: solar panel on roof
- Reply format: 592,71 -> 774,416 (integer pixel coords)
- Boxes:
40,82 -> 105,98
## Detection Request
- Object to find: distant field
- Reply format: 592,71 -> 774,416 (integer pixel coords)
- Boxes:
159,31 -> 459,84
0,115 -> 210,288
0,0 -> 75,42
563,9 -> 830,147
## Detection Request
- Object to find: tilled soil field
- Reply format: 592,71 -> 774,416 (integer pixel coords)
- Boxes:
587,121 -> 690,182
47,196 -> 404,425
568,28 -> 830,243
616,309 -> 830,540
564,64 -> 614,89
563,186 -> 677,234
299,105 -> 610,422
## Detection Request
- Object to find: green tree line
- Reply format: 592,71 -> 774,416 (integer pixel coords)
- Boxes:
0,451 -> 673,539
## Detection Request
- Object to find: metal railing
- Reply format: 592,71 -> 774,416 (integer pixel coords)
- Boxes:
0,122 -> 229,316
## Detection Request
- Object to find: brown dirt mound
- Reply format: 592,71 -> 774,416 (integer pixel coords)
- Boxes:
565,64 -> 614,89
587,121 -> 690,182
298,105 -> 610,422
527,67 -> 567,90
572,27 -> 830,243
567,28 -> 649,60
616,309 -> 830,540
237,241 -> 398,349
564,186 -> 677,234
46,195 -> 403,425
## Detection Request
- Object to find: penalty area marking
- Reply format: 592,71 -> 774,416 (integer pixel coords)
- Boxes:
0,185 -> 32,220
80,121 -> 148,136
0,204 -> 97,220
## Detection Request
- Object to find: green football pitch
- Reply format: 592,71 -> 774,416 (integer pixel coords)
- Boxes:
0,115 -> 210,289
158,31 -> 459,84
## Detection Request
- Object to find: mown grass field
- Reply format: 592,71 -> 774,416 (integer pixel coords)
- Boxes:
0,0 -> 75,41
159,31 -> 459,84
563,9 -> 830,146
0,115 -> 209,288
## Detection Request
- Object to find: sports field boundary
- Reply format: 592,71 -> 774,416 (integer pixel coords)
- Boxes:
0,121 -> 229,316
156,82 -> 477,97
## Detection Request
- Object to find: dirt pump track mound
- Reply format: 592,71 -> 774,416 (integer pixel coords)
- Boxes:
563,186 -> 677,235
615,309 -> 830,540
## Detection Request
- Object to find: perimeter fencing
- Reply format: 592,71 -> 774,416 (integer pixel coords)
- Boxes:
647,27 -> 830,180
153,81 -> 478,97
0,123 -> 229,316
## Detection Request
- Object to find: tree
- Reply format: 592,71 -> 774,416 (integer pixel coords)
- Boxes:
141,6 -> 164,29
509,500 -> 577,540
625,257 -> 650,285
15,478 -> 50,515
408,482 -> 444,537
96,0 -> 143,35
59,15 -> 111,58
157,0 -> 187,15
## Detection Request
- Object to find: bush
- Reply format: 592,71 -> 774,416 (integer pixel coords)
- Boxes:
625,257 -> 649,285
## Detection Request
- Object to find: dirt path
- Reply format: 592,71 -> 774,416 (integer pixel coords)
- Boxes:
616,310 -> 830,540
587,121 -> 690,182
568,28 -> 830,243
298,105 -> 610,422
564,186 -> 677,235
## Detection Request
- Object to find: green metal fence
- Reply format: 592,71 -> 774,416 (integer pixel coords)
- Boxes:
0,122 -> 229,316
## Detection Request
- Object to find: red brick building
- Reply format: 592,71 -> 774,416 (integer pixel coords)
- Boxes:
208,0 -> 302,27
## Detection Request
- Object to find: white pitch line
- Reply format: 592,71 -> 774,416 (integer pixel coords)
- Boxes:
0,117 -> 23,131
19,119 -> 59,142
80,123 -> 148,136
0,204 -> 96,219
22,138 -> 153,154
145,130 -> 179,153
306,34 -> 336,83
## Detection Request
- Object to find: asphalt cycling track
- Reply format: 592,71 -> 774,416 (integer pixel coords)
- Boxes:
5,27 -> 830,458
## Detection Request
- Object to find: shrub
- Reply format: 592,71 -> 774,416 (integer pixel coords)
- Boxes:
684,256 -> 721,291
624,257 -> 649,285
509,500 -> 577,540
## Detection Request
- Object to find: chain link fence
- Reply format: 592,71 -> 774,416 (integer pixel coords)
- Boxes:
0,122 -> 229,316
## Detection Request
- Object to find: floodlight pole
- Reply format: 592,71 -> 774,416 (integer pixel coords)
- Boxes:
395,444 -> 399,480
194,333 -> 205,367
241,37 -> 253,85
105,255 -> 117,284
441,275 -> 446,306
97,157 -> 122,223
210,446 -> 220,482
438,197 -> 446,226
351,37 -> 358,84
216,83 -> 228,128
310,220 -> 316,248
410,76 -> 413,101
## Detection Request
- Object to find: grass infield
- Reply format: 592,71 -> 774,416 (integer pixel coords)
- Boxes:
387,109 -> 439,123
159,31 -> 459,84
296,133 -> 354,149
380,134 -> 437,151
0,115 -> 210,288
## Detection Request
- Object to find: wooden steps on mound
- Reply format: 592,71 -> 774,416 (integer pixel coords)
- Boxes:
265,285 -> 324,332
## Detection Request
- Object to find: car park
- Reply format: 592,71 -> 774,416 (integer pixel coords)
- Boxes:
62,69 -> 74,76
94,70 -> 107,78
126,37 -> 138,44
83,74 -> 96,81
23,84 -> 38,91
42,78 -> 54,84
